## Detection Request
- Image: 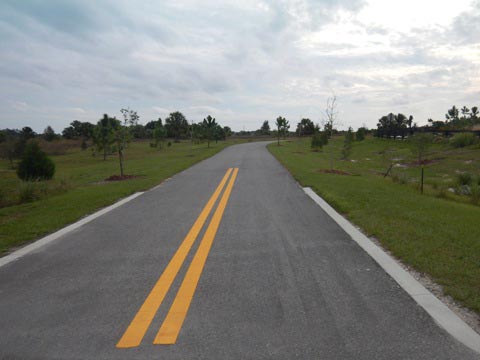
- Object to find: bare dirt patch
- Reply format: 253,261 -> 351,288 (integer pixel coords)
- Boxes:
104,175 -> 141,182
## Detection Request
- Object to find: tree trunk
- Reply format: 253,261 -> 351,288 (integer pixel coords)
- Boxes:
119,149 -> 124,176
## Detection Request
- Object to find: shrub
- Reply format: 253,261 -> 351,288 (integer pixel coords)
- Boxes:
17,142 -> 55,181
450,133 -> 478,148
311,132 -> 329,151
356,127 -> 366,141
457,172 -> 472,186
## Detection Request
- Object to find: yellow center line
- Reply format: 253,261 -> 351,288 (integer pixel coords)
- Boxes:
116,168 -> 233,348
153,168 -> 239,345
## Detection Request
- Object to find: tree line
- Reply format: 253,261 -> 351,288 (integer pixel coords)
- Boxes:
0,110 -> 232,180
375,105 -> 480,139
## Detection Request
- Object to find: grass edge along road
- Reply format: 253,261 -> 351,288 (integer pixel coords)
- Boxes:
268,139 -> 480,316
0,140 -> 244,255
117,168 -> 238,348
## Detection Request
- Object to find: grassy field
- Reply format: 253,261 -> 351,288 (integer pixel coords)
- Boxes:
0,139 -> 245,254
268,136 -> 480,314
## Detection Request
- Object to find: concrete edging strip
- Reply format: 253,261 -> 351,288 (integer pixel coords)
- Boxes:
303,187 -> 480,354
0,192 -> 144,269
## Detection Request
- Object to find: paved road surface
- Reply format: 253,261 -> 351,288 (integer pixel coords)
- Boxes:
0,142 -> 477,359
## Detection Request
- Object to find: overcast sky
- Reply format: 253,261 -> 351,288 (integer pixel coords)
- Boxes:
1,0 -> 480,132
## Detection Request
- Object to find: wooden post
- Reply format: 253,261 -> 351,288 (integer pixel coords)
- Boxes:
421,166 -> 424,194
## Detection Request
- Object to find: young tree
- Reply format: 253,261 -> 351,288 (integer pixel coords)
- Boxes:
410,133 -> 432,163
111,108 -> 139,176
311,131 -> 329,151
324,95 -> 339,169
93,114 -> 117,160
275,116 -> 288,146
17,142 -> 55,181
223,126 -> 232,137
355,127 -> 366,141
341,127 -> 354,159
213,124 -> 225,143
152,119 -> 167,149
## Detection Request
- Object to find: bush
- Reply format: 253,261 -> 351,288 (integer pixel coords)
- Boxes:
356,127 -> 366,141
450,133 -> 478,148
17,142 -> 55,181
457,172 -> 472,186
311,132 -> 328,151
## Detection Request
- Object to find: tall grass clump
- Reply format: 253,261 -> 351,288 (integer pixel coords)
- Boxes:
450,133 -> 478,148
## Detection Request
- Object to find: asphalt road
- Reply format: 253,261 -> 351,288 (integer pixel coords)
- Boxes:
0,142 -> 477,359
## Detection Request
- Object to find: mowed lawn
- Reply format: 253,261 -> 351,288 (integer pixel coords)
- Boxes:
0,140 -> 237,254
268,137 -> 480,314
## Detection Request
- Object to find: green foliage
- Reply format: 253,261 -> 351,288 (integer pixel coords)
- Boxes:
450,133 -> 478,148
275,116 -> 289,145
0,140 -> 238,254
376,113 -> 413,139
259,120 -> 270,135
457,172 -> 472,186
311,132 -> 328,151
93,114 -> 119,160
202,115 -> 217,147
165,111 -> 189,141
297,118 -> 315,136
17,142 -> 55,181
341,127 -> 354,159
62,120 -> 94,140
355,127 -> 366,141
151,119 -> 167,149
43,126 -> 57,142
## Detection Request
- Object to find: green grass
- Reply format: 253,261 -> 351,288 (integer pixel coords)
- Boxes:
268,137 -> 480,314
0,139 -> 242,254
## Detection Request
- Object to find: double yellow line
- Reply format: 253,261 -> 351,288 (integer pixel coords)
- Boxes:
117,168 -> 239,348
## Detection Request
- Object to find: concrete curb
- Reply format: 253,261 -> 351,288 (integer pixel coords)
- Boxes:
0,192 -> 144,269
303,187 -> 480,354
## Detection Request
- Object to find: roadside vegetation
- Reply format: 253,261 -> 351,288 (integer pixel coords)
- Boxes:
268,135 -> 480,314
0,110 -> 242,255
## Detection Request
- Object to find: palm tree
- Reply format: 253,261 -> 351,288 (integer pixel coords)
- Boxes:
202,115 -> 216,148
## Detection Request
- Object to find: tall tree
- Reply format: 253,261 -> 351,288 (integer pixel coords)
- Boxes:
446,106 -> 459,122
43,126 -> 57,142
471,106 -> 479,121
202,115 -> 217,148
165,111 -> 189,141
260,120 -> 270,135
296,118 -> 315,136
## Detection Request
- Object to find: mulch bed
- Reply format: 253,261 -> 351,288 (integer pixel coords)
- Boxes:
104,174 -> 141,182
318,169 -> 351,176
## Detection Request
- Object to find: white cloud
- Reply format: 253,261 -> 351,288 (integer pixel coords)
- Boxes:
1,0 -> 479,133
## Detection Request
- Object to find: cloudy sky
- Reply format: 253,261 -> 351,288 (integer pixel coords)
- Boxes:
1,0 -> 480,133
